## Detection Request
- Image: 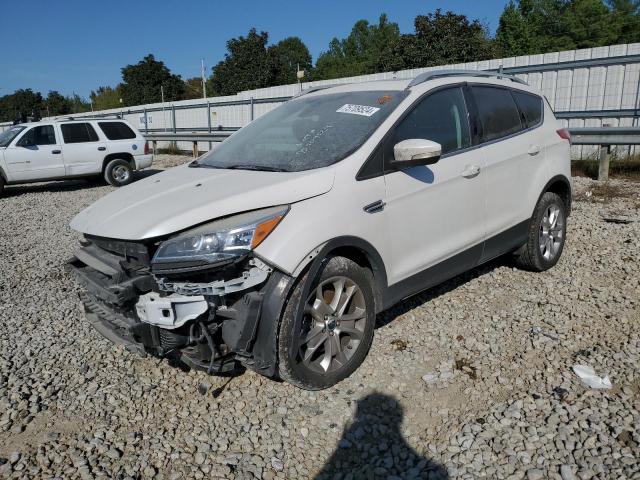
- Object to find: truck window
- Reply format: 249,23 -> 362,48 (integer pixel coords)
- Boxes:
20,125 -> 57,146
471,86 -> 523,143
61,123 -> 99,143
98,122 -> 136,140
512,91 -> 543,129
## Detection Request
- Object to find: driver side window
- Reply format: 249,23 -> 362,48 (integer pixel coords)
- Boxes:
383,87 -> 471,170
19,125 -> 56,146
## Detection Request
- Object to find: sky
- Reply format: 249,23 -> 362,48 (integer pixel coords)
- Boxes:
0,0 -> 509,99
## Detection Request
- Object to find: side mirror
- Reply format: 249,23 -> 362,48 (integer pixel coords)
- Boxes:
392,139 -> 442,168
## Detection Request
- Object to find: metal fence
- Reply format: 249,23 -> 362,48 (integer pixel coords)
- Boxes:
2,42 -> 640,158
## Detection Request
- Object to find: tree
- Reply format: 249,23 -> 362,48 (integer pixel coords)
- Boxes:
0,89 -> 44,122
314,14 -> 401,79
120,54 -> 185,106
267,37 -> 313,85
391,10 -> 496,70
182,77 -> 206,99
45,91 -> 72,117
207,28 -> 272,96
608,0 -> 640,43
90,85 -> 122,110
495,1 -> 537,56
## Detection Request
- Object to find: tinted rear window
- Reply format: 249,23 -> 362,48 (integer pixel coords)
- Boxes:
472,86 -> 522,143
61,123 -> 99,143
98,121 -> 136,140
512,91 -> 543,129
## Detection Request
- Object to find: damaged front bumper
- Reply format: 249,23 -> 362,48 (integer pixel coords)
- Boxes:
68,236 -> 293,377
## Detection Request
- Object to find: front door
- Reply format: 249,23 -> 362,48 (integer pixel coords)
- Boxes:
4,124 -> 65,181
383,86 -> 486,289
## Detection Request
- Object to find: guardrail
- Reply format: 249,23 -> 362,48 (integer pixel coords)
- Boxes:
146,126 -> 640,180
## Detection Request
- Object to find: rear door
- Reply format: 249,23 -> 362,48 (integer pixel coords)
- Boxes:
383,86 -> 486,287
59,122 -> 106,176
96,121 -> 140,157
4,124 -> 65,181
468,85 -> 546,261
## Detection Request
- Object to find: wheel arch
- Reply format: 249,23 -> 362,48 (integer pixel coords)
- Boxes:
538,174 -> 572,216
102,153 -> 134,173
294,236 -> 388,315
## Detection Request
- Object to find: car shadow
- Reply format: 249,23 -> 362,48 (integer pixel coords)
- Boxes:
376,256 -> 506,329
1,169 -> 165,198
315,392 -> 449,479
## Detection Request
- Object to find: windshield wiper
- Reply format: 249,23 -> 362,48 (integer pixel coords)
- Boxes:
225,164 -> 288,172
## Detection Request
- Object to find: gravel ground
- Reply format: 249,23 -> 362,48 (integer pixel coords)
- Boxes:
0,155 -> 638,479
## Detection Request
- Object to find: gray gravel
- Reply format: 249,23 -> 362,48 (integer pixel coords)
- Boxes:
1,158 -> 639,479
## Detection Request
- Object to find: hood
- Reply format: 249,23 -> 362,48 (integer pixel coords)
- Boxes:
70,164 -> 336,240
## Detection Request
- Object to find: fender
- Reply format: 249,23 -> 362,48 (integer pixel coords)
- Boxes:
537,174 -> 572,216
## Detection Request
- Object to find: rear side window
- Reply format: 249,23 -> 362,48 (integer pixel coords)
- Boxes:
98,122 -> 136,140
472,86 -> 522,143
512,91 -> 543,129
20,125 -> 56,146
61,123 -> 99,143
392,87 -> 471,155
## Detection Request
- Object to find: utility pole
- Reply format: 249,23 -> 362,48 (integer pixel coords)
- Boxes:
201,59 -> 207,99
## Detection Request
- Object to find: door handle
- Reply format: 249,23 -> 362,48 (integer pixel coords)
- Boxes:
528,145 -> 541,156
52,150 -> 61,154
98,146 -> 106,151
461,164 -> 481,178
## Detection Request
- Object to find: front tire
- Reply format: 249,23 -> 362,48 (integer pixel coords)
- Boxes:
278,256 -> 376,390
514,192 -> 567,271
104,159 -> 133,187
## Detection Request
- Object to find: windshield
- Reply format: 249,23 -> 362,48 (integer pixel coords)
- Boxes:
0,126 -> 26,147
196,90 -> 408,172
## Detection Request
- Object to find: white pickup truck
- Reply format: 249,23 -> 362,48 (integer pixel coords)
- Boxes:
0,117 -> 153,194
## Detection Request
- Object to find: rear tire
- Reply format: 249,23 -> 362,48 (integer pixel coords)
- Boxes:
104,159 -> 133,187
514,192 -> 567,272
278,256 -> 376,390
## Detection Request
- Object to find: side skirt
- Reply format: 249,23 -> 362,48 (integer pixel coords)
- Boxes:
383,219 -> 529,309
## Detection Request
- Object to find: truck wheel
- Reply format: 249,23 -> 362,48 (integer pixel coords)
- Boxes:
514,192 -> 567,271
104,159 -> 133,187
278,256 -> 376,390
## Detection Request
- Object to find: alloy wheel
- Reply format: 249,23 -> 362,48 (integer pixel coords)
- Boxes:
298,276 -> 367,375
539,203 -> 564,261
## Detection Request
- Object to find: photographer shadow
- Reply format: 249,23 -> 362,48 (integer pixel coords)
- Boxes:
315,392 -> 449,480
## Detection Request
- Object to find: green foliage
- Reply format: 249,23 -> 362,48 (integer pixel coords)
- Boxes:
313,14 -> 401,80
496,0 -> 640,56
267,37 -> 313,85
0,89 -> 44,122
391,10 -> 496,70
120,54 -> 185,106
207,29 -> 273,96
90,85 -> 122,110
183,77 -> 205,100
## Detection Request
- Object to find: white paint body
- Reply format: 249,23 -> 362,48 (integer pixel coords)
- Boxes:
0,119 -> 152,184
69,76 -> 571,290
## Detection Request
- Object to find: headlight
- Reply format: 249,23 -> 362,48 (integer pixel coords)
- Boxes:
152,205 -> 288,269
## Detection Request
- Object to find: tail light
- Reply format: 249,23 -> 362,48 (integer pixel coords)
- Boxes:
144,141 -> 150,155
556,128 -> 571,143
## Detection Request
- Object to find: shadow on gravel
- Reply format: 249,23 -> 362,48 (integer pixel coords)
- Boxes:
1,170 -> 165,198
377,256 -> 506,329
315,393 -> 448,479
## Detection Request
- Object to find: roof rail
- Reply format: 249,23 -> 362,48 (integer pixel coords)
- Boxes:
53,114 -> 122,121
407,69 -> 528,88
294,85 -> 343,98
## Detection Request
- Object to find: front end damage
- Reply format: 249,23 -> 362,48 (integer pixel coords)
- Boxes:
68,235 -> 293,377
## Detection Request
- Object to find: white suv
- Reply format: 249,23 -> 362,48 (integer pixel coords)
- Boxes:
0,118 -> 153,194
68,71 -> 571,390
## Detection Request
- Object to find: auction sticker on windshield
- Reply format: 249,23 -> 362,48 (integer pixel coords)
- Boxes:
336,104 -> 380,117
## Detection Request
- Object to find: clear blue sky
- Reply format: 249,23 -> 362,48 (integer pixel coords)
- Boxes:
0,0 -> 508,98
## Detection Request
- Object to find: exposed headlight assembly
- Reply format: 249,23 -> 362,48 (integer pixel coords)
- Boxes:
152,205 -> 288,271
